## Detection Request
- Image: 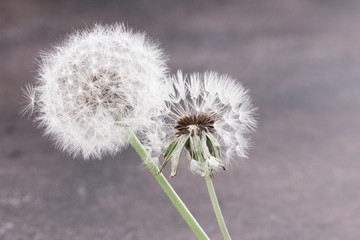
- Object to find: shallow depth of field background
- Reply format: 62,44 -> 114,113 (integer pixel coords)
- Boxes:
1,1 -> 360,239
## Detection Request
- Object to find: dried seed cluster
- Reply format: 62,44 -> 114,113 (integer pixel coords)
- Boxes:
24,24 -> 167,159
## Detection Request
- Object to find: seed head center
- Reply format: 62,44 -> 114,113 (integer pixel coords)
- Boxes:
174,113 -> 215,137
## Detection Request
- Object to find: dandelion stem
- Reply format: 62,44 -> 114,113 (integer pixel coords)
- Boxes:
205,175 -> 232,240
127,129 -> 210,240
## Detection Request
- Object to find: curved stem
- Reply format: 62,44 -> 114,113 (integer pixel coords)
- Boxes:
205,175 -> 232,240
127,129 -> 210,240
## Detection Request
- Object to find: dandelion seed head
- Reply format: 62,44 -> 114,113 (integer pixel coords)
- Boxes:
26,24 -> 167,159
149,70 -> 256,176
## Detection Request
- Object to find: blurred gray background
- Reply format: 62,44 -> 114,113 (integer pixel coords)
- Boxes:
1,0 -> 360,239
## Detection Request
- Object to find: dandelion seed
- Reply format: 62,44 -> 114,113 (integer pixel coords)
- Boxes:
150,70 -> 256,177
20,84 -> 37,118
24,24 -> 168,159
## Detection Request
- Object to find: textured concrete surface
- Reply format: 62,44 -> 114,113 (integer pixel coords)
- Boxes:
1,0 -> 360,239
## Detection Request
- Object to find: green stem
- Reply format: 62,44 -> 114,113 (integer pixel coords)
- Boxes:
205,175 -> 232,240
127,129 -> 210,240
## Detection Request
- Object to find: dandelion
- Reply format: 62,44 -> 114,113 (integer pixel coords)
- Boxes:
23,24 -> 168,159
154,70 -> 257,177
151,70 -> 256,240
22,24 -> 210,239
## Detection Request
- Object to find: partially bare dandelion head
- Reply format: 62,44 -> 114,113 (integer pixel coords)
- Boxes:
151,70 -> 257,177
23,24 -> 167,159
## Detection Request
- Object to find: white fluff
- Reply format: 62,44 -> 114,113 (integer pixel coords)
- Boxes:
24,24 -> 167,159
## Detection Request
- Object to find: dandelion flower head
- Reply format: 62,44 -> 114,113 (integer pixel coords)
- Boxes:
151,71 -> 256,177
25,24 -> 167,159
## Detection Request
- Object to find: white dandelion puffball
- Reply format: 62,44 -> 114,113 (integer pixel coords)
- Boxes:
25,24 -> 167,159
151,71 -> 256,177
